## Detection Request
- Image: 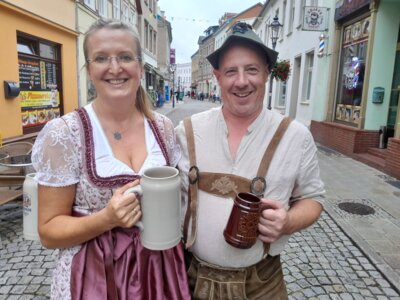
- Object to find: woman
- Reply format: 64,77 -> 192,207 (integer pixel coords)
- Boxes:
32,19 -> 190,299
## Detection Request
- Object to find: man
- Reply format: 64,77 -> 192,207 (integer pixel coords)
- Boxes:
175,22 -> 325,299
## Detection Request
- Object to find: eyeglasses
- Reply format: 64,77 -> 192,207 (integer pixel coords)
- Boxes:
232,22 -> 253,34
87,54 -> 142,65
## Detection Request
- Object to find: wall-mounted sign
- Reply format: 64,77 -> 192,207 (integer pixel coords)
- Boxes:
303,6 -> 329,31
335,0 -> 370,21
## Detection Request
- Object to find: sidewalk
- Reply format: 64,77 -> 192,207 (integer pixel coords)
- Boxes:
317,145 -> 400,289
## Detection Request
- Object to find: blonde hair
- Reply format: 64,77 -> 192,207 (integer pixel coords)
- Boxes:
83,19 -> 153,119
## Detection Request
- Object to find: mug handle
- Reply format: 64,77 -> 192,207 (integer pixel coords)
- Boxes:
123,185 -> 144,231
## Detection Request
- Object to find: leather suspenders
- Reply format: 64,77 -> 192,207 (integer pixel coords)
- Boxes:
183,116 -> 292,249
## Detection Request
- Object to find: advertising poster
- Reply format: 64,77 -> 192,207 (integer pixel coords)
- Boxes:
19,56 -> 60,128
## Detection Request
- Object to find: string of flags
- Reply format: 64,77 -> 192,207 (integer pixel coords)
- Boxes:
153,13 -> 222,23
152,13 -> 264,23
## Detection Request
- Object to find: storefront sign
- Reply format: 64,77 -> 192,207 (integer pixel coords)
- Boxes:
335,0 -> 370,21
18,56 -> 60,129
303,6 -> 329,31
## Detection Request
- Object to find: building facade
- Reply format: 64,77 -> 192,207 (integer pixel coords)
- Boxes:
157,10 -> 173,102
0,0 -> 78,141
175,63 -> 192,95
310,0 -> 400,179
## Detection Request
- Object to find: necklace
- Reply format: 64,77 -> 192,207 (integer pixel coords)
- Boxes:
93,102 -> 132,141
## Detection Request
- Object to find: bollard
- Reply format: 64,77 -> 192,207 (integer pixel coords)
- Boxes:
23,173 -> 39,241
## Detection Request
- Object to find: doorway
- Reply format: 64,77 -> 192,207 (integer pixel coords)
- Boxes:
387,41 -> 400,138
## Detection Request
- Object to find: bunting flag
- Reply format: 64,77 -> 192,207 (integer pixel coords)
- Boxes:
154,14 -> 264,23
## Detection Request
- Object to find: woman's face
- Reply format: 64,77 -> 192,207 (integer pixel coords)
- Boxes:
86,28 -> 143,102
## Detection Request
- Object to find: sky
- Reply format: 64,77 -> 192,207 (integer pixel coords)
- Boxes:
157,0 -> 262,64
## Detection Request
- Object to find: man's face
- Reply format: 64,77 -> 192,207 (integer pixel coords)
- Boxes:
214,44 -> 269,120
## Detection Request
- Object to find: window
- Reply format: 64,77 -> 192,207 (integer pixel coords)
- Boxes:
99,0 -> 108,18
129,7 -> 136,27
144,21 -> 149,50
153,31 -> 157,54
282,2 -> 286,35
289,0 -> 295,33
122,1 -> 129,24
113,0 -> 121,20
17,38 -> 37,55
149,28 -> 153,52
304,51 -> 314,101
17,33 -> 62,134
335,17 -> 369,125
39,43 -> 57,60
277,81 -> 287,108
84,0 -> 96,10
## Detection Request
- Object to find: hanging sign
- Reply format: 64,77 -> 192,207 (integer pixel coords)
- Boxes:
303,6 -> 329,31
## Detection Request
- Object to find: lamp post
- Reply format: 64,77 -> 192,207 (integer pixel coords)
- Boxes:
169,64 -> 176,108
267,15 -> 283,110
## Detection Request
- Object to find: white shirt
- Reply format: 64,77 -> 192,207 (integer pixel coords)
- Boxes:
175,106 -> 325,267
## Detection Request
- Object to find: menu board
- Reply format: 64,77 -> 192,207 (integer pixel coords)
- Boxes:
18,56 -> 60,128
19,58 -> 41,91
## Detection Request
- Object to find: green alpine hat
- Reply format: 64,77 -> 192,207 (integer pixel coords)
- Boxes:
207,22 -> 278,71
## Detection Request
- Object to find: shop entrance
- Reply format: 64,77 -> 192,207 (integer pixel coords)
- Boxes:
387,39 -> 400,138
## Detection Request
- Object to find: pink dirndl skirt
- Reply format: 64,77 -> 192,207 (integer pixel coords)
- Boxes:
70,226 -> 191,300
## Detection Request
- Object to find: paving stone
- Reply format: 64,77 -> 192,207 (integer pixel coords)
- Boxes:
0,285 -> 12,294
10,285 -> 26,294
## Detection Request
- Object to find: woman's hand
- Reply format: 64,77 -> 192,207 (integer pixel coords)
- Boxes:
257,198 -> 289,243
104,180 -> 142,229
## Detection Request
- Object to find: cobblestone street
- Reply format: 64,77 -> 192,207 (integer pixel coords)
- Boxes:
1,203 -> 399,299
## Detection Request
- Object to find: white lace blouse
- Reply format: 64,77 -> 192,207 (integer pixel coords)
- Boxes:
31,104 -> 181,299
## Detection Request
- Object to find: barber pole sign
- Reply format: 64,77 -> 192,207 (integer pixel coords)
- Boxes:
318,33 -> 327,58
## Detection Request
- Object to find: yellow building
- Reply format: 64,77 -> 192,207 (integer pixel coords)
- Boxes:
0,0 -> 78,142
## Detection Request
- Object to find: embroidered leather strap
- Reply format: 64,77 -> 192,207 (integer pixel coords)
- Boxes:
183,118 -> 198,248
183,116 -> 292,250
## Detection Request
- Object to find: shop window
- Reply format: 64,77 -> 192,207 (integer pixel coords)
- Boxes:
39,43 -> 57,60
17,38 -> 37,55
17,33 -> 62,134
335,16 -> 369,126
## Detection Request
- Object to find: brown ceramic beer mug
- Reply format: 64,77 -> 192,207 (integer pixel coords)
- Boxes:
224,192 -> 262,249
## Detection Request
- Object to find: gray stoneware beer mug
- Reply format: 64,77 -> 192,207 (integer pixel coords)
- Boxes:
124,166 -> 181,250
224,192 -> 262,249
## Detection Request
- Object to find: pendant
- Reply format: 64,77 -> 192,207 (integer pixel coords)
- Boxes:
113,132 -> 122,140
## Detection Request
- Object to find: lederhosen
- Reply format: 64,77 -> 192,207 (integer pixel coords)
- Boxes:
182,116 -> 292,300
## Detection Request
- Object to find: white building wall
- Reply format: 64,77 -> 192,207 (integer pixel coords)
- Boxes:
175,62 -> 192,94
254,0 -> 335,126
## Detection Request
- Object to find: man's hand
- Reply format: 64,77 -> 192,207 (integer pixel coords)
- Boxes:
258,199 -> 289,243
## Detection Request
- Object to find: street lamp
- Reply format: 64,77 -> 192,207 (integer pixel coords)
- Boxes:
267,15 -> 283,110
169,64 -> 176,108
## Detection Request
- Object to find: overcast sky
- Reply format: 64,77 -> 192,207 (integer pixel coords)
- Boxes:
157,0 -> 262,64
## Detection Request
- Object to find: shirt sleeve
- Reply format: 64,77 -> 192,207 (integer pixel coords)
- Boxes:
31,116 -> 80,187
161,115 -> 181,167
290,130 -> 325,204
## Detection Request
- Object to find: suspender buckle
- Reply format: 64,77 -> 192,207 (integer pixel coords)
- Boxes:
189,165 -> 200,184
251,176 -> 267,197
